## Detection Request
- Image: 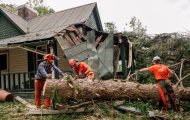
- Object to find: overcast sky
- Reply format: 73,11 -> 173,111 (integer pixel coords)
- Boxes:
1,0 -> 190,34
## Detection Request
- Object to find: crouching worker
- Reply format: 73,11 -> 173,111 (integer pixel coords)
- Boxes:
69,59 -> 94,80
139,56 -> 180,112
35,53 -> 64,109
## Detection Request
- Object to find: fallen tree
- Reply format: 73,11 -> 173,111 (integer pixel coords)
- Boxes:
43,78 -> 190,102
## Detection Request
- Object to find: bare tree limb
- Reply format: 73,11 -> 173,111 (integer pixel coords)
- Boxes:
169,61 -> 182,68
179,59 -> 185,87
68,101 -> 93,109
176,73 -> 190,87
173,71 -> 180,82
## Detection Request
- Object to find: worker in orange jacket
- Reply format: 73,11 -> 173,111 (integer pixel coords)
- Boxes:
34,53 -> 64,109
139,56 -> 180,112
69,59 -> 94,80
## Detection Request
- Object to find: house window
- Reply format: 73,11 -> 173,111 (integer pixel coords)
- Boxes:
36,45 -> 47,66
0,53 -> 8,71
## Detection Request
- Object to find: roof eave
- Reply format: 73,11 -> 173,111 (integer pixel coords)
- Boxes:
93,4 -> 103,31
0,9 -> 27,34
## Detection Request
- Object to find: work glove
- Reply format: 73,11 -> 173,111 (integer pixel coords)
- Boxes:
129,70 -> 138,78
47,74 -> 52,79
63,73 -> 68,76
134,70 -> 139,75
130,70 -> 140,81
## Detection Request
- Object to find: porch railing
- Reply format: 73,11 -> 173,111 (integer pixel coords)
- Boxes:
0,71 -> 36,92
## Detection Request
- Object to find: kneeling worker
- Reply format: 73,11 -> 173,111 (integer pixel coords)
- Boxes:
35,53 -> 64,109
69,59 -> 94,80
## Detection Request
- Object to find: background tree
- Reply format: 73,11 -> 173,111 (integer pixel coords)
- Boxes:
0,3 -> 17,13
28,0 -> 55,15
122,17 -> 153,83
127,16 -> 147,36
28,0 -> 43,7
123,17 -> 190,85
0,0 -> 55,16
34,5 -> 55,16
104,22 -> 117,33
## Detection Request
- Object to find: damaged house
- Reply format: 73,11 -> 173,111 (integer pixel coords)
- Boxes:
0,3 -> 135,93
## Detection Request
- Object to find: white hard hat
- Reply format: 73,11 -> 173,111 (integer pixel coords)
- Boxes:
153,56 -> 161,61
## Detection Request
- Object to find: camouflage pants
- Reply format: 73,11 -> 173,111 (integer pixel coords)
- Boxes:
157,79 -> 180,112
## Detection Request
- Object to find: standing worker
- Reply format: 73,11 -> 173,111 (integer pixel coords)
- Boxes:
35,53 -> 64,109
69,59 -> 94,80
138,56 -> 180,112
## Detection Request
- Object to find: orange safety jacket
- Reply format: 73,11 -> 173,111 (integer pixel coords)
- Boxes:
148,64 -> 171,80
74,62 -> 94,78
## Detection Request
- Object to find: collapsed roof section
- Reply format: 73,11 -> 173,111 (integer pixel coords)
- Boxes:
55,24 -> 136,79
2,22 -> 135,79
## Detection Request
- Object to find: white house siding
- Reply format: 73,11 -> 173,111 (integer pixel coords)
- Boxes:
9,48 -> 28,89
9,48 -> 28,73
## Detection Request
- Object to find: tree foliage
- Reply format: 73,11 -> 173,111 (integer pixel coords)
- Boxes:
0,1 -> 55,16
28,0 -> 43,7
107,17 -> 190,85
126,16 -> 147,36
104,22 -> 117,33
28,0 -> 55,15
34,5 -> 55,16
0,3 -> 17,13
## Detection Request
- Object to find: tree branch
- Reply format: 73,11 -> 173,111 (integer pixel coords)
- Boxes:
176,73 -> 190,87
179,59 -> 185,87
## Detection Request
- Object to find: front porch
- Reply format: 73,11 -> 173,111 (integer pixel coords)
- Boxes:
0,71 -> 35,92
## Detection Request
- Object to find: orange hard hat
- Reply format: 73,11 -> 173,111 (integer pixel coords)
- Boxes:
69,59 -> 76,67
44,53 -> 54,62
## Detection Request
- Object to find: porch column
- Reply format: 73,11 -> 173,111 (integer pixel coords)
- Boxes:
49,40 -> 59,79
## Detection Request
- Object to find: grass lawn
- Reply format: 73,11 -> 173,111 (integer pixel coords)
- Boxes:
1,100 -> 190,120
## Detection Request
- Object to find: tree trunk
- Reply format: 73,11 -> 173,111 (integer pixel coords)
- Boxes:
43,79 -> 190,101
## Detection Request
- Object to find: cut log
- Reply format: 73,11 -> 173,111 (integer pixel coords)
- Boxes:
43,79 -> 190,102
0,89 -> 13,102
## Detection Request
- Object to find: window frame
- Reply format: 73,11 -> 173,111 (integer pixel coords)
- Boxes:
35,45 -> 47,67
0,52 -> 8,71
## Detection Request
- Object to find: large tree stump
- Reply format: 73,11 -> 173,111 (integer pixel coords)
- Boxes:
43,79 -> 190,101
